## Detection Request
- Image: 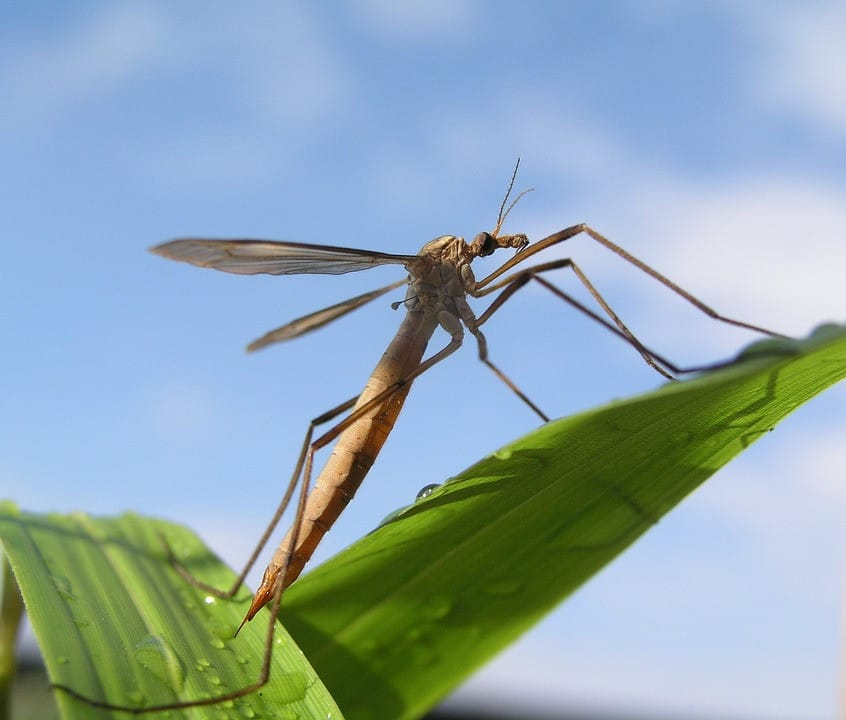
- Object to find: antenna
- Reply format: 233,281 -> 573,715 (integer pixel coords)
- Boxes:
492,158 -> 534,237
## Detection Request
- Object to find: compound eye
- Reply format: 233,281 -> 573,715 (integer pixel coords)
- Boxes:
477,232 -> 497,256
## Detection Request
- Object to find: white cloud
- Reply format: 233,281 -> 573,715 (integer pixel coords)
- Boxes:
236,4 -> 355,123
623,3 -> 846,138
739,2 -> 846,137
355,0 -> 476,40
699,416 -> 846,538
448,637 -> 831,719
508,170 -> 846,357
0,4 -> 165,124
626,176 -> 846,337
804,416 -> 846,499
1,4 -> 354,132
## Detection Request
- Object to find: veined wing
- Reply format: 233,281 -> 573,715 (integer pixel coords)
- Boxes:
151,238 -> 419,276
247,278 -> 408,352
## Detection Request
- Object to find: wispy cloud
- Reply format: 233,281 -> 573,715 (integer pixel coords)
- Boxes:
448,627 -> 831,719
231,4 -> 355,123
0,4 -> 165,126
2,2 -> 356,174
626,175 -> 846,335
699,415 -> 846,558
744,2 -> 846,138
355,0 -> 477,40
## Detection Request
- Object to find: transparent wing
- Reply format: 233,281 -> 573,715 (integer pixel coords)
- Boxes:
247,278 -> 408,352
151,238 -> 419,276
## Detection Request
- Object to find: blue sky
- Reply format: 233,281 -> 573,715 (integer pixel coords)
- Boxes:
3,2 -> 845,718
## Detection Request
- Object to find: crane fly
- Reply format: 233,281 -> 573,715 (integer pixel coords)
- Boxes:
54,165 -> 781,712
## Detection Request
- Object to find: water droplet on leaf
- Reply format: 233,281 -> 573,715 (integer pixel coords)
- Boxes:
134,634 -> 186,692
423,594 -> 453,619
51,575 -> 77,601
415,483 -> 440,501
275,671 -> 309,704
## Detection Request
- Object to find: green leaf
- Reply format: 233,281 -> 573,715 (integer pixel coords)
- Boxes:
0,508 -> 343,720
280,324 -> 846,719
2,324 -> 844,720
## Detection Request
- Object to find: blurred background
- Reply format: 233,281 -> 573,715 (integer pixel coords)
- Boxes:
3,2 -> 845,718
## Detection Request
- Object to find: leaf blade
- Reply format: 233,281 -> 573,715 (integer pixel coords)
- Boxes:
281,324 -> 846,719
0,507 -> 343,720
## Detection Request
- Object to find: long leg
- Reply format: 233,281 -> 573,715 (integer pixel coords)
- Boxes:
241,317 -> 468,618
169,316 -> 468,601
473,257 -> 760,382
476,257 -> 676,379
481,355 -> 550,421
528,274 -> 751,374
163,394 -> 361,600
477,223 -> 784,340
54,328 -> 467,714
465,253 -> 691,420
53,396 -> 361,713
459,312 -> 550,422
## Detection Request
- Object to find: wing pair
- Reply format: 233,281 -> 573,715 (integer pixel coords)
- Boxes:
151,238 -> 413,350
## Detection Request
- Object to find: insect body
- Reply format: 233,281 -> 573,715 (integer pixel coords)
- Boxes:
225,231 -> 530,621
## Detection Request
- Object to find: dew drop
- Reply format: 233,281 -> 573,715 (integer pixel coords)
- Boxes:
423,594 -> 453,620
415,483 -> 440,501
124,689 -> 146,707
275,671 -> 310,704
211,706 -> 228,720
51,575 -> 77,601
204,595 -> 217,605
134,635 -> 186,692
493,447 -> 514,461
56,656 -> 69,665
210,637 -> 226,650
